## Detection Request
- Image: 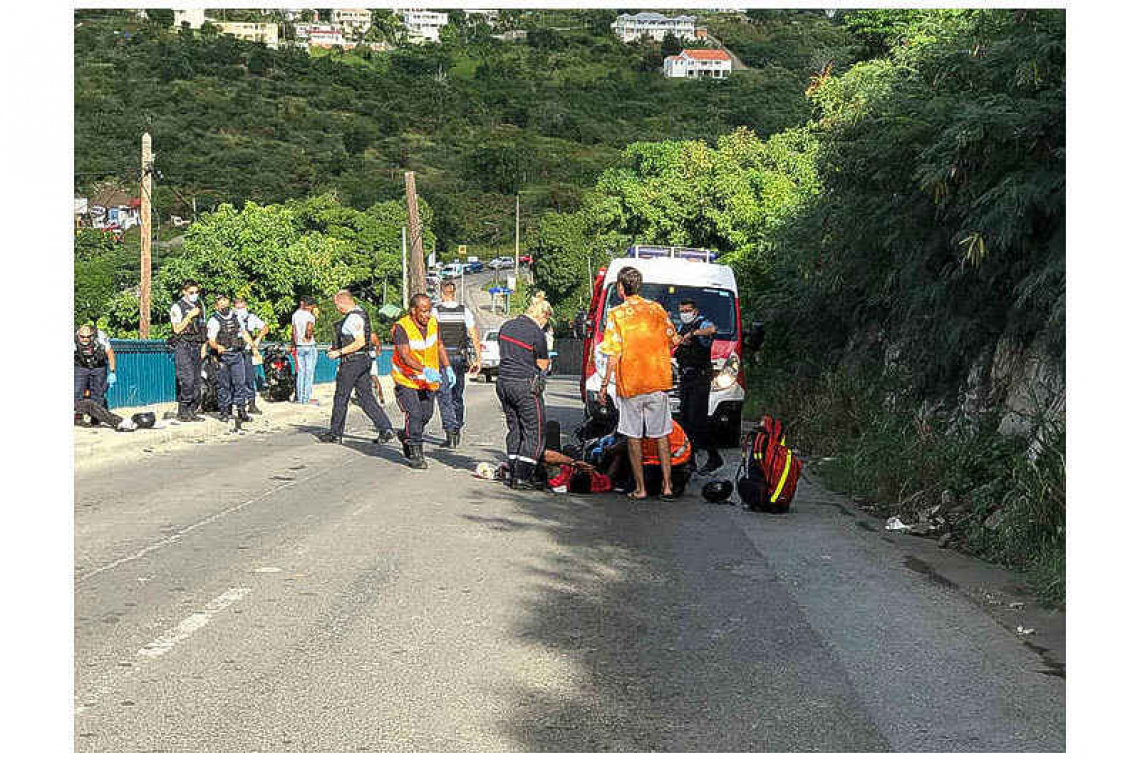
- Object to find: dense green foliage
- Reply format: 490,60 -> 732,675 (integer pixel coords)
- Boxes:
74,9 -> 830,254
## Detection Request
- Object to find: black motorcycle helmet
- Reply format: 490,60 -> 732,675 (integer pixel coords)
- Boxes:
702,480 -> 734,504
131,412 -> 156,429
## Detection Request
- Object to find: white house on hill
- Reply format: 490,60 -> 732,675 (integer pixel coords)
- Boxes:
664,49 -> 732,79
397,8 -> 449,43
612,12 -> 697,43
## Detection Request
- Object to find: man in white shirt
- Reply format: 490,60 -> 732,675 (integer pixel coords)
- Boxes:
431,280 -> 482,448
291,297 -> 318,405
234,297 -> 269,414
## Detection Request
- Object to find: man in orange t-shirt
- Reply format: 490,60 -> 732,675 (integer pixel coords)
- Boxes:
598,266 -> 678,501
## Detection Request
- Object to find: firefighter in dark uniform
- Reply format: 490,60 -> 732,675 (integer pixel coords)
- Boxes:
432,280 -> 481,448
169,279 -> 207,422
495,292 -> 553,490
74,325 -> 117,426
672,297 -> 724,474
318,290 -> 396,445
206,293 -> 253,423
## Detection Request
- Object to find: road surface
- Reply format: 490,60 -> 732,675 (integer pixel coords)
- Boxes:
75,379 -> 1064,751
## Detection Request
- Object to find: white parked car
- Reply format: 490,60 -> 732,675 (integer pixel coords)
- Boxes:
477,331 -> 500,382
439,262 -> 464,279
488,256 -> 514,270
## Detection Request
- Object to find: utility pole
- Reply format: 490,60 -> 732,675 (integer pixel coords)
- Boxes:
514,192 -> 520,281
140,132 -> 153,338
403,171 -> 425,297
401,226 -> 409,310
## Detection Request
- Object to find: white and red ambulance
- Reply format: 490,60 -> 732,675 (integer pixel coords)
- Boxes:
579,245 -> 746,439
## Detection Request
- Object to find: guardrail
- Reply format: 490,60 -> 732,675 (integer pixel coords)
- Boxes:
101,340 -> 394,410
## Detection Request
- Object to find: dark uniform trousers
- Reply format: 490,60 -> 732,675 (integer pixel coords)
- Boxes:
74,398 -> 123,429
74,365 -> 108,408
394,384 -> 436,445
216,351 -> 250,412
331,355 -> 393,437
174,341 -> 203,409
436,352 -> 468,432
496,379 -> 546,466
678,374 -> 712,453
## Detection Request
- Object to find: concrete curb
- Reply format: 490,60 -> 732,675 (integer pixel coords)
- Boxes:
74,384 -> 345,472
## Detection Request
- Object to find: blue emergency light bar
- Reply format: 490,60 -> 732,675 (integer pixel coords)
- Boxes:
623,245 -> 719,262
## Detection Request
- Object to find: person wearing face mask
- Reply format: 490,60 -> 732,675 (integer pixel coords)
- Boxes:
672,297 -> 723,475
233,297 -> 269,415
74,325 -> 117,426
169,280 -> 208,422
206,294 -> 254,423
494,292 -> 554,490
390,293 -> 453,469
318,290 -> 397,446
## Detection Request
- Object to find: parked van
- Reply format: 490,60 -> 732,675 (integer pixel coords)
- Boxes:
580,245 -> 745,439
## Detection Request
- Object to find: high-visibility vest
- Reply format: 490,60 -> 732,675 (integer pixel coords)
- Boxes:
391,315 -> 441,390
642,420 -> 692,467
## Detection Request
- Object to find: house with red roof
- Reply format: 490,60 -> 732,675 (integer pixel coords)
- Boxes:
664,48 -> 732,79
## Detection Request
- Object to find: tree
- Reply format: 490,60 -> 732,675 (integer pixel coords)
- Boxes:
661,31 -> 682,59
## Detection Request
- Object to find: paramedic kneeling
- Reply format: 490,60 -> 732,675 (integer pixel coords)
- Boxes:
495,293 -> 553,490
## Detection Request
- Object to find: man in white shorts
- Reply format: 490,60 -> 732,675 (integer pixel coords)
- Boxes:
597,266 -> 678,502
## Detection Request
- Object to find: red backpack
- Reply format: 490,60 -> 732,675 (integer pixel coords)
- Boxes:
737,415 -> 802,513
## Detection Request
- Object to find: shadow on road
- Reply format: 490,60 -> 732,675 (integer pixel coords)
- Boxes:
464,391 -> 887,752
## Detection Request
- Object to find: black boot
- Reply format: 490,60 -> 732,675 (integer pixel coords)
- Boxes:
449,430 -> 461,448
186,402 -> 205,421
698,448 -> 725,476
409,443 -> 428,470
247,399 -> 263,415
317,431 -> 342,444
217,406 -> 231,423
510,461 -> 541,491
374,428 -> 395,444
237,406 -> 252,423
398,430 -> 411,458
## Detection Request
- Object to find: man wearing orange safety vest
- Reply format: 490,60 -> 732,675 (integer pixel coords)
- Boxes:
390,293 -> 454,470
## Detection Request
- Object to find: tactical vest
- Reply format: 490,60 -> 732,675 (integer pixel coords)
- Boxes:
172,298 -> 207,344
74,335 -> 108,369
674,317 -> 713,375
333,307 -> 371,360
435,302 -> 470,356
212,310 -> 244,351
391,315 -> 441,390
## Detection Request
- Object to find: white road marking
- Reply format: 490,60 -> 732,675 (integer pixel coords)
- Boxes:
254,566 -> 282,573
137,587 -> 251,659
77,464 -> 336,583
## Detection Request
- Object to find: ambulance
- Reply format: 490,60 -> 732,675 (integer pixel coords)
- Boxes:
580,245 -> 746,439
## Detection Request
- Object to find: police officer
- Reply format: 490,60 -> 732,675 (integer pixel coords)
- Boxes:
74,325 -> 117,426
234,297 -> 269,415
495,292 -> 553,490
432,280 -> 481,448
318,290 -> 396,445
206,294 -> 253,423
169,279 -> 207,422
390,293 -> 453,469
672,297 -> 724,474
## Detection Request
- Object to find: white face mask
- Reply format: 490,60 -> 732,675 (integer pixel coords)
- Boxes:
679,311 -> 697,325
186,293 -> 199,303
235,308 -> 248,319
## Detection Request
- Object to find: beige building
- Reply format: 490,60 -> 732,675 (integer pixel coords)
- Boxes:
216,21 -> 280,49
332,9 -> 372,35
172,8 -> 206,30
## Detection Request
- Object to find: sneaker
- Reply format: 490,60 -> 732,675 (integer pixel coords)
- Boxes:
116,419 -> 137,432
317,431 -> 342,444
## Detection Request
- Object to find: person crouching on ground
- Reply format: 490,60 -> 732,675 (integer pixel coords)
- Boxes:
495,292 -> 553,490
74,325 -> 116,426
390,293 -> 453,469
597,266 -> 679,501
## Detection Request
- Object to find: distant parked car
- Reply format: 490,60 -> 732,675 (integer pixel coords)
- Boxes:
478,331 -> 500,382
488,256 -> 513,270
463,260 -> 484,274
440,262 -> 464,279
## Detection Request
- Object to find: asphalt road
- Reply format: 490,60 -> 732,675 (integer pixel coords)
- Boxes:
74,379 -> 1064,751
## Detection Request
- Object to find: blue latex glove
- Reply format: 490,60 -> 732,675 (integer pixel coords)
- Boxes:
422,367 -> 442,384
107,371 -> 117,386
445,366 -> 456,386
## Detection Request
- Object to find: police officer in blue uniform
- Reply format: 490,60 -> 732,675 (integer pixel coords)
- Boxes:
234,297 -> 269,415
206,294 -> 253,423
673,297 -> 724,474
432,280 -> 482,448
169,280 -> 207,422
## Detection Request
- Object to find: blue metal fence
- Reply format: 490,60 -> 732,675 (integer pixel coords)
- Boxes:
102,340 -> 394,410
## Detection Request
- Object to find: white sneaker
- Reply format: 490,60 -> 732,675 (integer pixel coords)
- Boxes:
116,419 -> 138,432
